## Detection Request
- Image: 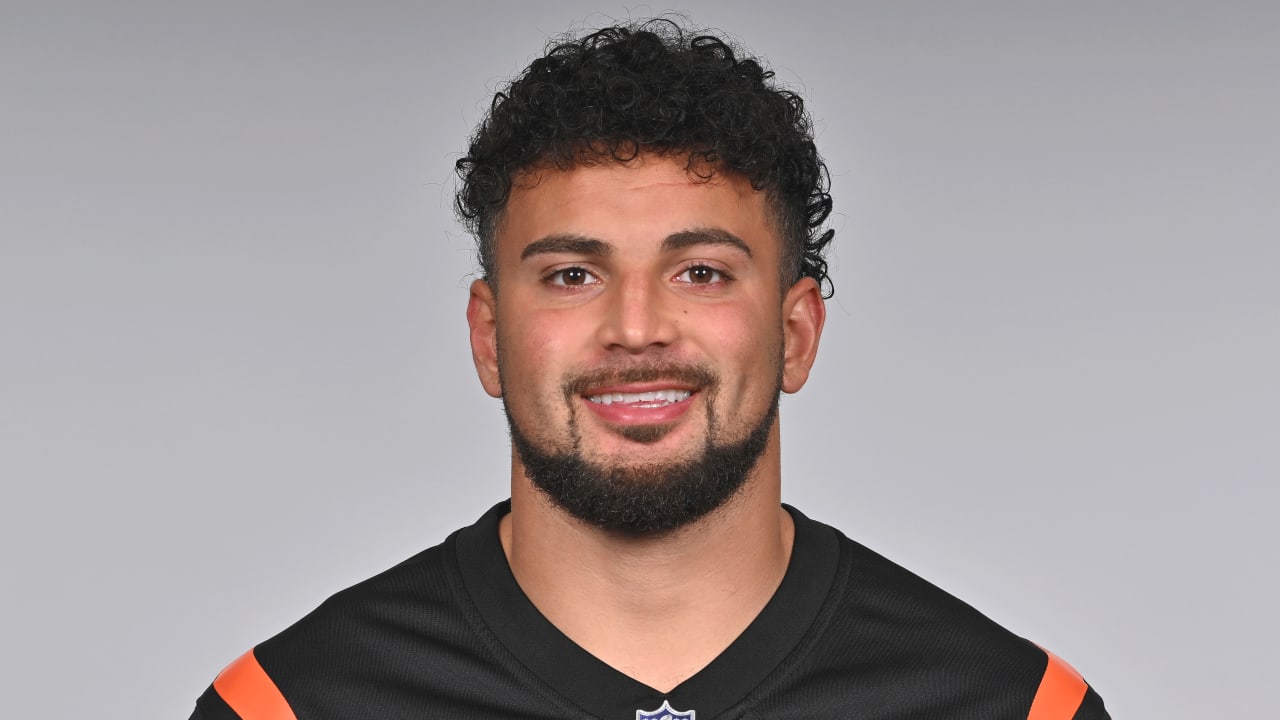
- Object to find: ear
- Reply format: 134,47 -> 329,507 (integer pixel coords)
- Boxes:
780,277 -> 826,394
467,279 -> 503,398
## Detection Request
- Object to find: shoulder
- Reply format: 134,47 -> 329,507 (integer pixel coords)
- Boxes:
792,512 -> 1035,663
266,535 -> 462,657
763,512 -> 1109,718
821,527 -> 1047,676
192,534 -> 466,718
190,508 -> 519,720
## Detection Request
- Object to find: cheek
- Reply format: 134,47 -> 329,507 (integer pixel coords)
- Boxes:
497,308 -> 578,388
703,302 -> 782,351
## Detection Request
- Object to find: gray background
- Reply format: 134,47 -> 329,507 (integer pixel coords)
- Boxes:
2,1 -> 1276,718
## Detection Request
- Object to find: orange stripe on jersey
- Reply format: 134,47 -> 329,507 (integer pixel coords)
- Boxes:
213,649 -> 298,720
1027,648 -> 1088,720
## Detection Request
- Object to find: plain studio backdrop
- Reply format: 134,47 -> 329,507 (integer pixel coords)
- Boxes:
2,1 -> 1276,718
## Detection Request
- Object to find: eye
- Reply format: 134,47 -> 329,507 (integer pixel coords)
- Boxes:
675,264 -> 726,285
546,266 -> 600,286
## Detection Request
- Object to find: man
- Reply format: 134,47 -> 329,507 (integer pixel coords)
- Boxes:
191,19 -> 1109,720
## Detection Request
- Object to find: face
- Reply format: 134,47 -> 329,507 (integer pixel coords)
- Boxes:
467,154 -> 825,533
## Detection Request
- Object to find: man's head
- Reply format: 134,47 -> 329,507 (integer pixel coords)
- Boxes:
460,20 -> 830,534
455,18 -> 834,296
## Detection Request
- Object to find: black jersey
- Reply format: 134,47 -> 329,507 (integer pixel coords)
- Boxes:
191,503 -> 1108,719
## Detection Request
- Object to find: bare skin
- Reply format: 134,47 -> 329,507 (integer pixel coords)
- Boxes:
466,155 -> 825,691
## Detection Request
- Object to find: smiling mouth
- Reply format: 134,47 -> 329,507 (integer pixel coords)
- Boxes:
580,387 -> 693,443
585,389 -> 692,407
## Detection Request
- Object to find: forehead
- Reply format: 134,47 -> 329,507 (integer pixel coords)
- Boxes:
495,155 -> 777,259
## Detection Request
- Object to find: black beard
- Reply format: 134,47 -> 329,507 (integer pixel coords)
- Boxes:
505,363 -> 780,535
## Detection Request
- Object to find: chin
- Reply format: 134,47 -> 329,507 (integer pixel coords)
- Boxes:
508,393 -> 779,535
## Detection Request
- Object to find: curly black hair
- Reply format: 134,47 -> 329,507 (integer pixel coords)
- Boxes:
455,18 -> 834,297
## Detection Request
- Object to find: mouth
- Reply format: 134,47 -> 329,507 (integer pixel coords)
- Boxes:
564,364 -> 715,435
577,383 -> 699,429
586,388 -> 693,407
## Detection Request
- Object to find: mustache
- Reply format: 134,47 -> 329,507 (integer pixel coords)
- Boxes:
562,362 -> 718,399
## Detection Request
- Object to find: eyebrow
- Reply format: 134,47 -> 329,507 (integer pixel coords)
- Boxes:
661,228 -> 753,257
520,234 -> 612,260
520,228 -> 753,261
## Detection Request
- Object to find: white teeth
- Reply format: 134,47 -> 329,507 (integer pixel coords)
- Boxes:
587,389 -> 692,406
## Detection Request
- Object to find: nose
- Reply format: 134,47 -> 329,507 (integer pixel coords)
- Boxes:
595,273 -> 679,353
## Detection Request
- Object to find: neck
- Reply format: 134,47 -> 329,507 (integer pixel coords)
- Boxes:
499,437 -> 793,692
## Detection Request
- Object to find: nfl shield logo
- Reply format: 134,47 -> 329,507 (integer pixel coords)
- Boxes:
636,699 -> 695,720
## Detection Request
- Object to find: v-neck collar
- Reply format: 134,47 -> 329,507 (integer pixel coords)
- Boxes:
455,501 -> 839,719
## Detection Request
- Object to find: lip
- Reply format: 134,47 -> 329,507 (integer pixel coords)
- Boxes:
579,383 -> 698,426
582,381 -> 699,396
